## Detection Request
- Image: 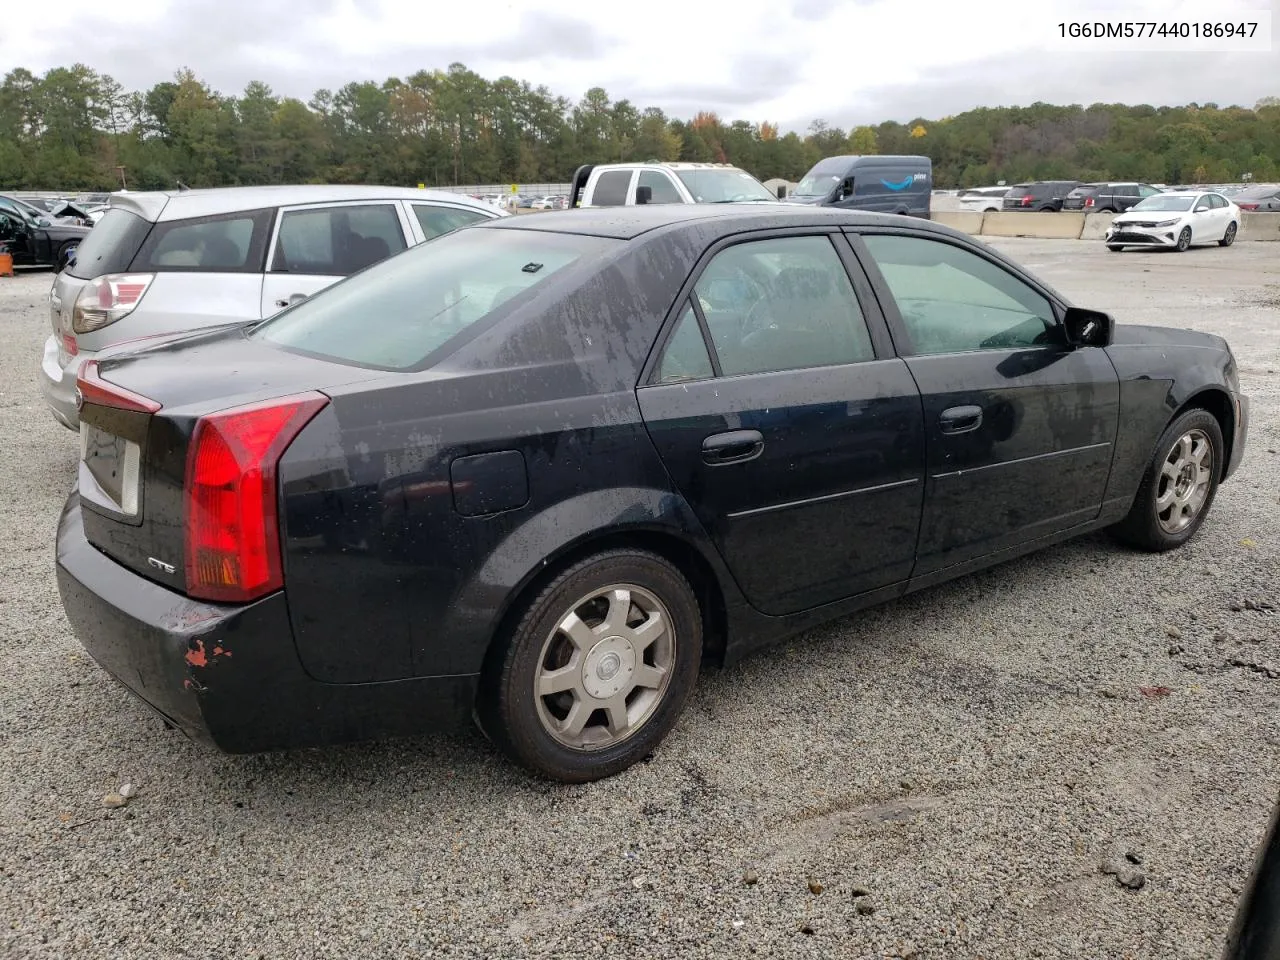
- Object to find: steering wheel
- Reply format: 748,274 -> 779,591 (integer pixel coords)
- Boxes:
741,297 -> 780,339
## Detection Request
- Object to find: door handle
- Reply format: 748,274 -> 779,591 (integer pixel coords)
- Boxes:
701,429 -> 764,465
939,405 -> 983,435
275,293 -> 308,309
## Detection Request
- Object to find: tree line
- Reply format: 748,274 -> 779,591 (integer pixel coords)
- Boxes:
1,63 -> 1277,192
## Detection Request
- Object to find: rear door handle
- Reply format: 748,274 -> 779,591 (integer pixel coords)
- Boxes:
701,429 -> 764,465
939,405 -> 983,435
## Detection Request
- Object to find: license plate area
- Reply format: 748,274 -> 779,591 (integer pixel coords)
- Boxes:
80,423 -> 142,522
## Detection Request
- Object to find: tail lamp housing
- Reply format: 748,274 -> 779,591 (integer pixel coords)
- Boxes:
72,273 -> 154,334
184,392 -> 328,603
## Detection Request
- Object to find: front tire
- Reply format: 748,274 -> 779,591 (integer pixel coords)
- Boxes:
478,549 -> 703,783
1112,409 -> 1223,552
1176,227 -> 1192,252
1220,222 -> 1237,247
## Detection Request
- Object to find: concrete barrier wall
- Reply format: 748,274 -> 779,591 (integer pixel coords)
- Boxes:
1240,212 -> 1280,241
1078,213 -> 1117,240
928,211 -> 985,234
978,211 -> 1086,239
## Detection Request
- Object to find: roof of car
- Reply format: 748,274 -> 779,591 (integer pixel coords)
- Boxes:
482,203 -> 959,241
109,185 -> 498,223
591,162 -> 748,171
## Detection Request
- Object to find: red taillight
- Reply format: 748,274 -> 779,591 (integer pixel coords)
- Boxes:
184,393 -> 328,603
1239,203 -> 1258,211
1084,197 -> 1094,207
75,360 -> 161,414
62,334 -> 78,357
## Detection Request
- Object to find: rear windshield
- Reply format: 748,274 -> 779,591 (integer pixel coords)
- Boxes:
65,208 -> 152,279
250,227 -> 618,371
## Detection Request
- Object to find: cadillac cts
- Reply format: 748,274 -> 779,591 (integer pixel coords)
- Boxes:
57,205 -> 1249,782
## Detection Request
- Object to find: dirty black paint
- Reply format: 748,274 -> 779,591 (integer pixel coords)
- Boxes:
56,205 -> 1250,755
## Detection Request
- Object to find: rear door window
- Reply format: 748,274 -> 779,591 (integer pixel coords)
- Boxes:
591,171 -> 632,206
412,203 -> 491,240
272,204 -> 407,276
132,209 -> 274,273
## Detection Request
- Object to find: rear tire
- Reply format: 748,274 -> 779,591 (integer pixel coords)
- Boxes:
1111,408 -> 1223,552
477,549 -> 703,783
1107,245 -> 1124,252
1220,222 -> 1237,247
54,241 -> 78,273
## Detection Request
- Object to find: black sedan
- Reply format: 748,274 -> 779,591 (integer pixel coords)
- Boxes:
56,205 -> 1249,782
0,200 -> 91,271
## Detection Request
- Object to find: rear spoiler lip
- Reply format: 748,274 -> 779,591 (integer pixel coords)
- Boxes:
76,359 -> 162,414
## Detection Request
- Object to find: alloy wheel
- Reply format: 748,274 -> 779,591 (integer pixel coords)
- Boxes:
533,583 -> 675,750
1156,428 -> 1214,534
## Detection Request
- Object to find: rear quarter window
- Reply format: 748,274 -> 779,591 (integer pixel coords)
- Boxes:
250,227 -> 620,371
131,208 -> 274,273
65,209 -> 153,279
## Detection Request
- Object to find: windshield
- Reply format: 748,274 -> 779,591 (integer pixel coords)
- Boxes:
251,227 -> 618,370
1131,196 -> 1195,212
674,169 -> 774,203
794,159 -> 850,198
1,197 -> 44,222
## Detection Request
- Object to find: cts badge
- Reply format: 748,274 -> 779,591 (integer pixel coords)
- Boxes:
147,557 -> 176,575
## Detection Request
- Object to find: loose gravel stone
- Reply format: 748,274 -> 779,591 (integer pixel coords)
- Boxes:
2,239 -> 1279,959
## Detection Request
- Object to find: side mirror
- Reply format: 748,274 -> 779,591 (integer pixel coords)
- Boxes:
635,185 -> 652,205
840,178 -> 855,200
776,185 -> 787,199
1062,306 -> 1113,348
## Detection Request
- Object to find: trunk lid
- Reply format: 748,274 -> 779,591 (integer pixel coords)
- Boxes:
75,327 -> 390,593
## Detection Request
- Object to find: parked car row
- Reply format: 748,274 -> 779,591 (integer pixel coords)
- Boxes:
40,185 -> 505,430
570,156 -> 935,218
960,179 -> 1279,216
0,194 -> 93,270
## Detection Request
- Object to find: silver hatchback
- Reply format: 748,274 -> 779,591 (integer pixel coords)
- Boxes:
41,184 -> 504,429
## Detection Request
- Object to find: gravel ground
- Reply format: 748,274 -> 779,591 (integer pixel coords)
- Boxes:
1,240 -> 1278,959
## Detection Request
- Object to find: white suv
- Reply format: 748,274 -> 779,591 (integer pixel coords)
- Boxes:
42,184 -> 503,430
570,162 -> 779,208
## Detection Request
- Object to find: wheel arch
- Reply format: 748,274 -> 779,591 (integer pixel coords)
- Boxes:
1173,386 -> 1235,479
477,524 -> 732,691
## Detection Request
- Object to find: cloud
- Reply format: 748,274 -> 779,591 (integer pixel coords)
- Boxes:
793,46 -> 1280,129
4,0 -> 1277,132
790,0 -> 839,20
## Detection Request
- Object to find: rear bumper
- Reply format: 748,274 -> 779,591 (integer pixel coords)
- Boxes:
56,494 -> 478,753
40,335 -> 83,431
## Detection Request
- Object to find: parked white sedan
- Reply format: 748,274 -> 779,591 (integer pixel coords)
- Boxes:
1105,191 -> 1240,252
956,186 -> 1011,213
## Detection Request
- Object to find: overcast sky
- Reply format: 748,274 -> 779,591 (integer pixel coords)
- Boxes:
6,0 -> 1278,130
